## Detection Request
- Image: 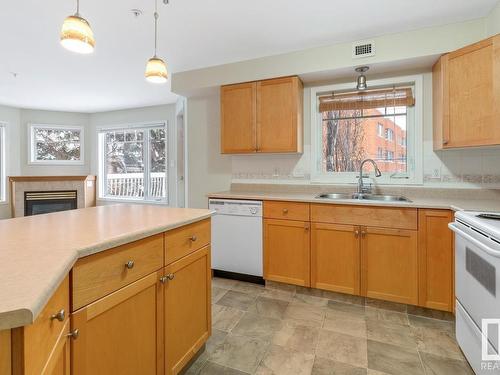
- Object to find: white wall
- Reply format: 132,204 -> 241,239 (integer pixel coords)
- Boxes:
486,1 -> 500,36
231,72 -> 500,189
89,104 -> 178,205
185,94 -> 232,208
19,109 -> 91,176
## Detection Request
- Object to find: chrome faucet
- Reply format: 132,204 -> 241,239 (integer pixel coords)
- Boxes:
357,159 -> 382,194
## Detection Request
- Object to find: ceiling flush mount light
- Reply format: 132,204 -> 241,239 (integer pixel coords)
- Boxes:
145,0 -> 168,83
60,0 -> 95,54
355,66 -> 369,91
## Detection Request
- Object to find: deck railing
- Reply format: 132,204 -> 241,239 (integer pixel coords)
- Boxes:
106,173 -> 166,198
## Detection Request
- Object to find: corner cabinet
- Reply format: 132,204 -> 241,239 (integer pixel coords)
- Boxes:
221,76 -> 303,154
433,34 -> 500,149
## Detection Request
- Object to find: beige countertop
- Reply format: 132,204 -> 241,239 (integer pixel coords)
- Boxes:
0,204 -> 213,330
208,190 -> 500,212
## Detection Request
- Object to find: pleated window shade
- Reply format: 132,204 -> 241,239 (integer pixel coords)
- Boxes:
318,87 -> 415,112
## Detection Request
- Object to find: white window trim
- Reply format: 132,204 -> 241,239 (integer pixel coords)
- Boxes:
28,123 -> 85,165
310,74 -> 423,185
97,121 -> 170,204
0,123 -> 6,202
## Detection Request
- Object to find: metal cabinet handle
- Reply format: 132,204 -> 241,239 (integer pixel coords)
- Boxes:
125,260 -> 135,269
354,229 -> 360,238
67,329 -> 79,340
361,230 -> 367,238
282,208 -> 288,214
160,274 -> 175,283
189,235 -> 197,242
50,309 -> 65,322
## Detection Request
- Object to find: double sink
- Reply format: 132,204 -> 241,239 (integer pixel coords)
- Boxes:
316,192 -> 412,202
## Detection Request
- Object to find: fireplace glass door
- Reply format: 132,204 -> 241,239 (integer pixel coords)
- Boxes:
24,191 -> 77,216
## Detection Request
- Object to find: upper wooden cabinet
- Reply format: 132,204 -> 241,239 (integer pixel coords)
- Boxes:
221,76 -> 303,154
433,34 -> 500,149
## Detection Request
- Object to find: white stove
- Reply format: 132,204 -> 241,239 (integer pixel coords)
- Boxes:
449,211 -> 500,374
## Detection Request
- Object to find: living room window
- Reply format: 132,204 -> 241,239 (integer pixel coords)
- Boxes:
311,75 -> 423,184
29,124 -> 84,164
98,123 -> 168,202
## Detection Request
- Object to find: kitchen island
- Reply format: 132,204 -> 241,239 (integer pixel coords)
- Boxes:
0,204 -> 213,375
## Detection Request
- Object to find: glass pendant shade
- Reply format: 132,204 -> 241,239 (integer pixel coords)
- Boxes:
145,57 -> 168,83
60,15 -> 95,54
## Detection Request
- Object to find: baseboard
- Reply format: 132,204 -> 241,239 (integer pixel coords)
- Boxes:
212,269 -> 265,285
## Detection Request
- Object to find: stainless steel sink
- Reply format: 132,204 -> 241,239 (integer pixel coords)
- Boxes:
316,193 -> 412,202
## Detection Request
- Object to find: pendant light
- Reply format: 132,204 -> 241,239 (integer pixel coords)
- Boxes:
60,0 -> 95,54
145,0 -> 168,83
355,66 -> 369,91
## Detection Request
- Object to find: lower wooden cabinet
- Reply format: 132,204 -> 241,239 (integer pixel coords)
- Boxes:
164,246 -> 211,375
361,227 -> 418,305
264,219 -> 311,287
71,272 -> 163,375
418,210 -> 454,312
311,223 -> 360,295
43,320 -> 71,375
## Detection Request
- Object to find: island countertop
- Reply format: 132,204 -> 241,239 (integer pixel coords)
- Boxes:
0,204 -> 213,330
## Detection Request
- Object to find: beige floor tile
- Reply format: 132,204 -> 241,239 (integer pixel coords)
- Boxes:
316,330 -> 368,368
232,313 -> 283,340
311,356 -> 367,375
411,326 -> 464,360
367,340 -> 424,375
364,307 -> 409,326
212,287 -> 228,304
272,321 -> 320,354
209,334 -> 269,374
325,292 -> 366,306
407,305 -> 454,321
213,277 -> 238,290
266,280 -> 297,293
366,320 -> 417,349
284,302 -> 326,327
325,300 -> 366,321
212,304 -> 245,332
255,344 -> 315,375
419,352 -> 474,375
260,288 -> 296,302
232,281 -> 265,296
217,290 -> 257,311
292,293 -> 329,307
408,315 -> 455,335
323,315 -> 367,338
199,361 -> 250,374
247,296 -> 289,320
365,298 -> 407,313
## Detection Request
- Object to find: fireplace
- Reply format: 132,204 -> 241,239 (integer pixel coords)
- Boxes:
24,191 -> 78,216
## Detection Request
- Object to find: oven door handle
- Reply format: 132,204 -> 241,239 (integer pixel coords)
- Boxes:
449,223 -> 500,258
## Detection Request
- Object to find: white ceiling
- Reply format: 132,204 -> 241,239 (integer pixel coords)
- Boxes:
0,0 -> 498,113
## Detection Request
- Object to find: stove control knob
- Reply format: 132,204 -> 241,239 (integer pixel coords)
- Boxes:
250,207 -> 258,215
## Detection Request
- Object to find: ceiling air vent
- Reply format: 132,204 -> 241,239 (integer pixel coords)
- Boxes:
352,40 -> 375,59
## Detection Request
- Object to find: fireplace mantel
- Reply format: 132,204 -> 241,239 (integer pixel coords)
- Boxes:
9,175 -> 96,218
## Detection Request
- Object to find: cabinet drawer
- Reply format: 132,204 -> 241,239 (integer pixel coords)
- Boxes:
165,219 -> 211,265
12,276 -> 69,375
263,201 -> 310,221
311,204 -> 417,230
72,234 -> 164,311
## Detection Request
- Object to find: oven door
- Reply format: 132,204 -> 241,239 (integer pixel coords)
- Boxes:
450,221 -> 500,354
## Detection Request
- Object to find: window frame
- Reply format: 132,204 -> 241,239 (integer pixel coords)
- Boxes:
28,123 -> 85,165
0,123 -> 5,202
97,121 -> 169,204
310,74 -> 423,185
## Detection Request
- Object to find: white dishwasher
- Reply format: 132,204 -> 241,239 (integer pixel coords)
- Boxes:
209,199 -> 263,282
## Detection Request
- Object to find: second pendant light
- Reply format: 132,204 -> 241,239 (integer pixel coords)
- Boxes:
145,0 -> 168,83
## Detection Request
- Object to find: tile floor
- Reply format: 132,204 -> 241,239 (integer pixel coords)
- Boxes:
184,278 -> 473,375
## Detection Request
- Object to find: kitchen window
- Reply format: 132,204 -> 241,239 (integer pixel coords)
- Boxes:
311,75 -> 423,184
29,124 -> 84,164
98,123 -> 168,202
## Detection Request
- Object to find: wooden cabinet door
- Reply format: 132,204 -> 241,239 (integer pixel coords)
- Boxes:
256,77 -> 303,153
71,272 -> 163,375
264,219 -> 310,287
221,82 -> 257,153
447,37 -> 499,147
311,223 -> 361,295
418,210 -> 454,312
42,320 -> 70,375
361,227 -> 418,305
164,246 -> 211,375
